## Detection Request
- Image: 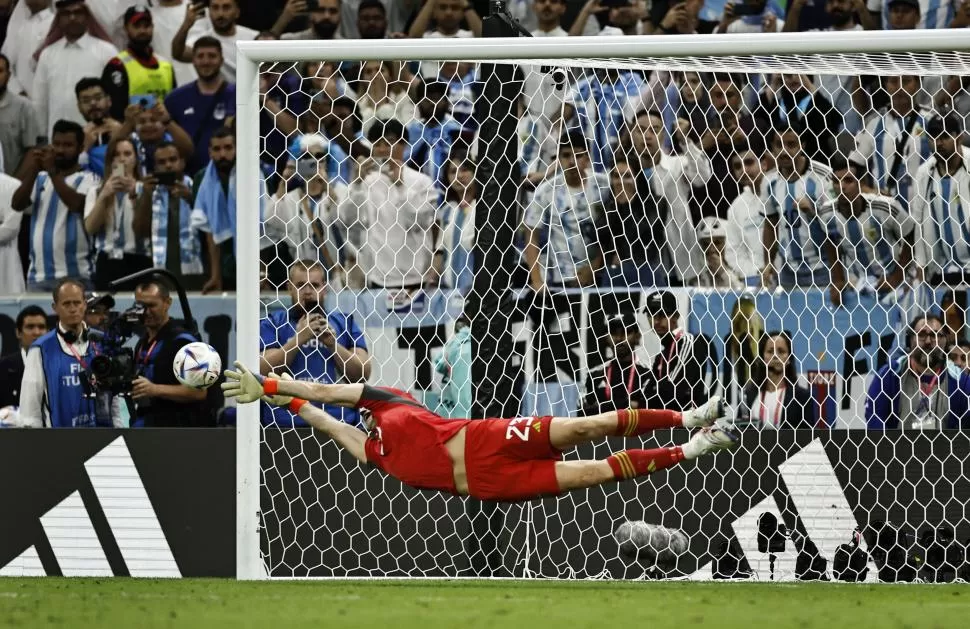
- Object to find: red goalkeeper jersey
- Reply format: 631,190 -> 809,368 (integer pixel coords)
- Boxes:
361,388 -> 470,494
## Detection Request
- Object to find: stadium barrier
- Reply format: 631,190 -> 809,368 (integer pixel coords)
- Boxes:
1,287 -> 950,426
2,429 -> 967,580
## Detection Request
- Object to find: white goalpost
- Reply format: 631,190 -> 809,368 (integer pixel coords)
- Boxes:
234,30 -> 970,581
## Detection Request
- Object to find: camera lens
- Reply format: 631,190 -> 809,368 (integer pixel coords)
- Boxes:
90,355 -> 114,380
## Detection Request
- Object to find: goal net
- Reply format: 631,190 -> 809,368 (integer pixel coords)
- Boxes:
236,32 -> 970,582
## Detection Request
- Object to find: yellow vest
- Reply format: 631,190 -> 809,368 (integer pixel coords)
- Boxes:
118,50 -> 174,100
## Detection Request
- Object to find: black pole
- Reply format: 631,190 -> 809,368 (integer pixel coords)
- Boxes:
461,0 -> 526,577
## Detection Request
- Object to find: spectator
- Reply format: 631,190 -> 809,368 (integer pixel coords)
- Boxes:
761,128 -> 837,290
642,289 -> 708,411
654,0 -> 701,34
150,0 -> 203,86
715,0 -> 784,33
570,0 -> 648,36
788,0 -> 877,33
523,132 -> 605,291
356,0 -> 400,39
0,53 -> 42,176
696,217 -> 743,288
355,61 -> 416,134
192,127 -> 240,291
866,314 -> 970,430
912,113 -> 970,286
84,137 -> 152,289
521,0 -> 568,169
129,278 -> 214,426
83,290 -> 111,329
340,118 -> 438,289
738,330 -> 815,429
165,36 -> 236,174
273,0 -> 342,40
855,75 -> 932,211
869,0 -> 952,29
259,61 -> 302,177
0,305 -> 48,410
952,0 -> 970,26
564,67 -> 645,174
132,140 -> 216,290
583,312 -> 650,414
321,95 -> 367,160
101,6 -> 176,123
725,148 -> 767,287
949,340 -> 970,372
172,0 -> 256,83
11,120 -> 99,291
0,0 -> 54,97
597,156 -> 666,287
75,76 -> 120,177
33,0 -> 118,135
435,155 -> 476,294
826,154 -> 912,305
628,108 -> 711,286
19,277 -> 121,427
259,258 -> 370,427
406,79 -> 466,189
756,74 -> 841,164
268,135 -> 348,281
0,169 -> 24,292
113,97 -> 194,176
435,316 -> 471,418
409,0 -> 481,38
941,289 -> 967,348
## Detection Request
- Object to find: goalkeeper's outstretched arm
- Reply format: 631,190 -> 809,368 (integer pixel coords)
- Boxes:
222,361 -> 364,407
291,401 -> 368,464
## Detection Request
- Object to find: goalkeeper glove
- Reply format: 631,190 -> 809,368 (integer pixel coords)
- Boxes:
222,360 -> 267,404
261,373 -> 294,406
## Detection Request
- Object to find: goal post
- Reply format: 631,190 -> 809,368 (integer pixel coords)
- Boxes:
235,30 -> 970,581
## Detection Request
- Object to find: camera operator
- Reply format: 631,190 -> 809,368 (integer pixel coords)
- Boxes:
130,278 -> 215,427
866,314 -> 970,430
19,278 -> 122,428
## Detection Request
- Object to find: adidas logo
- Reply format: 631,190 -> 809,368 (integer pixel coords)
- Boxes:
0,437 -> 180,578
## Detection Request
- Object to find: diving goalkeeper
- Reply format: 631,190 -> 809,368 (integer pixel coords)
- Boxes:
223,363 -> 739,502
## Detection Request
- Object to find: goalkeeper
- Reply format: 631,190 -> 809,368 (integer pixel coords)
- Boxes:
223,363 -> 739,502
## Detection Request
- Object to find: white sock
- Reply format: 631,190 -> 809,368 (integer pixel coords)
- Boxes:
681,436 -> 704,460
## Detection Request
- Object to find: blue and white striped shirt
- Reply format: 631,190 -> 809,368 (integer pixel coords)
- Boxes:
867,0 -> 956,29
523,171 -> 609,285
27,170 -> 99,284
855,108 -> 932,211
825,193 -> 913,282
568,72 -> 645,173
912,147 -> 970,274
762,160 -> 836,275
405,116 -> 466,190
83,187 -> 150,260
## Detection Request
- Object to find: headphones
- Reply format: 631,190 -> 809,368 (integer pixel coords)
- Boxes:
58,326 -> 88,345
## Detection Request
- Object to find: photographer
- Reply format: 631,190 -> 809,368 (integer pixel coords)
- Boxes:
259,259 -> 371,427
866,314 -> 970,430
130,278 -> 215,427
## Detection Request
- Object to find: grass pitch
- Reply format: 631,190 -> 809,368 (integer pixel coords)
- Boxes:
1,578 -> 967,629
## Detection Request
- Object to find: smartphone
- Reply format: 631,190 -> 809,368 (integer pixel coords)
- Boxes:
36,136 -> 48,147
130,94 -> 157,109
156,171 -> 178,186
112,162 -> 126,178
732,2 -> 763,15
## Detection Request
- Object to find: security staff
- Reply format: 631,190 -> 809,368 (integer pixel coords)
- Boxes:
130,278 -> 215,427
642,290 -> 708,411
583,312 -> 651,414
102,6 -> 176,121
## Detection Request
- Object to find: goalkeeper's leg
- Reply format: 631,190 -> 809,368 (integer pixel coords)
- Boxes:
548,397 -> 724,450
554,425 -> 740,492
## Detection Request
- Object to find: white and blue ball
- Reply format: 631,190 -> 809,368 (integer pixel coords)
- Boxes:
173,342 -> 222,389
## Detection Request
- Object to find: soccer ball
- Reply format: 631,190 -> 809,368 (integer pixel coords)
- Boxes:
173,342 -> 222,389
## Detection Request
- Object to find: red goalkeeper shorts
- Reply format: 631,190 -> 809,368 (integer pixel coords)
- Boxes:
463,416 -> 562,502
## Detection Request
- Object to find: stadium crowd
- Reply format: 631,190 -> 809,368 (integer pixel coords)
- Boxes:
0,0 -> 969,429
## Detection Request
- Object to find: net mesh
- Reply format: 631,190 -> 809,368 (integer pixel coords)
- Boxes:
252,50 -> 970,581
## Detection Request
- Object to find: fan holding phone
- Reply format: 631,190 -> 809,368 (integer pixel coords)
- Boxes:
715,0 -> 785,33
84,138 -> 153,289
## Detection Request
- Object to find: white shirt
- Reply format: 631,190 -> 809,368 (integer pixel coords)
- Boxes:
725,185 -> 766,280
83,186 -> 150,259
19,325 -> 124,428
0,173 -> 25,295
26,169 -> 101,285
151,3 -> 206,86
187,25 -> 258,83
0,7 -> 54,98
33,34 -> 119,135
855,107 -> 933,206
358,91 -> 416,136
867,0 -> 956,29
755,386 -> 785,429
270,186 -> 349,271
340,166 -> 438,287
911,147 -> 970,273
420,29 -> 474,79
652,143 -> 714,283
716,16 -> 785,33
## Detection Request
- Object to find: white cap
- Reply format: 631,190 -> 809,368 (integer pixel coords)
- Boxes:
697,216 -> 727,240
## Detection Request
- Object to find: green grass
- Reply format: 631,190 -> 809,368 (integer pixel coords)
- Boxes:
1,578 -> 968,629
